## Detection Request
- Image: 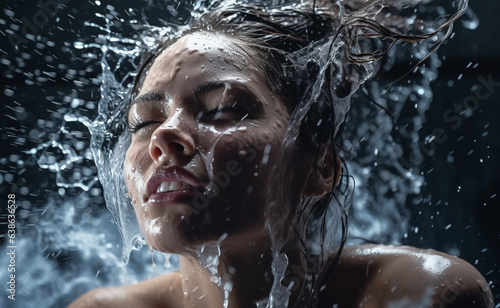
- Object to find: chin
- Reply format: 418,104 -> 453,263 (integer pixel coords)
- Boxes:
147,217 -> 271,257
137,196 -> 267,254
141,211 -> 226,254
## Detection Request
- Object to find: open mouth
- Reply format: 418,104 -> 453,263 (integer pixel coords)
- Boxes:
145,166 -> 205,205
156,181 -> 195,193
148,182 -> 199,205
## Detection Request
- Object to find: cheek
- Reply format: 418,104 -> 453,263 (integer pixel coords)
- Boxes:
124,147 -> 155,239
124,145 -> 151,204
212,133 -> 264,165
208,129 -> 286,189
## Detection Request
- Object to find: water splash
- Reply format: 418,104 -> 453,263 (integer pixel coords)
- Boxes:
25,113 -> 97,191
0,194 -> 170,307
197,233 -> 233,308
0,0 -> 485,307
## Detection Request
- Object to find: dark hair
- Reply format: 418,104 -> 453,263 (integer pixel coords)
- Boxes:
128,0 -> 469,305
133,0 -> 467,145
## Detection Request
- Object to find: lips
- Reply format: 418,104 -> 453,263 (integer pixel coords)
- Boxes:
146,166 -> 203,204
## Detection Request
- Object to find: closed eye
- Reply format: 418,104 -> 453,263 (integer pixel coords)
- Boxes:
201,106 -> 249,122
128,121 -> 161,133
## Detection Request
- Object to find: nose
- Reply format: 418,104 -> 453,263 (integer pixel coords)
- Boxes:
149,108 -> 196,163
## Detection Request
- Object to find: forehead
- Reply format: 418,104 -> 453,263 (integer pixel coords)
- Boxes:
139,32 -> 264,93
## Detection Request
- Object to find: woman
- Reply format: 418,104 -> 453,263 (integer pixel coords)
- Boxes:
71,0 -> 494,307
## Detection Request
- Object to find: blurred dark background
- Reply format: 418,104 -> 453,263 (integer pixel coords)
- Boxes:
0,0 -> 499,306
402,0 -> 500,302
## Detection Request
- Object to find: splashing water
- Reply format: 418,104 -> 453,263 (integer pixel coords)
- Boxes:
0,0 -> 485,307
197,233 -> 233,308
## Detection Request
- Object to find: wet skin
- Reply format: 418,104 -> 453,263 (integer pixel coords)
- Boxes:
120,31 -> 313,307
69,245 -> 493,307
124,32 -> 297,254
69,32 -> 494,308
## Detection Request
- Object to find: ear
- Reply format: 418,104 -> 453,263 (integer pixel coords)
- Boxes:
303,147 -> 341,197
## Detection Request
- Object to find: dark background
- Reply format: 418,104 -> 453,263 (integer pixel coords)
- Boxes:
402,1 -> 500,302
0,0 -> 499,306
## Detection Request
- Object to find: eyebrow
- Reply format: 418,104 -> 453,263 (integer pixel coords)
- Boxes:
129,82 -> 224,110
130,91 -> 165,107
193,80 -> 259,100
192,81 -> 227,96
193,80 -> 264,112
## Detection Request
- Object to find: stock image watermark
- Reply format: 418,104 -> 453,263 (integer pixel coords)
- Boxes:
398,73 -> 500,169
6,194 -> 17,301
6,0 -> 70,53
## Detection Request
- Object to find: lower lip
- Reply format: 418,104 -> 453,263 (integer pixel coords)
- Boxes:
147,190 -> 199,205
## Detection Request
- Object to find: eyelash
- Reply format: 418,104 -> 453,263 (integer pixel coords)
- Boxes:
128,121 -> 160,133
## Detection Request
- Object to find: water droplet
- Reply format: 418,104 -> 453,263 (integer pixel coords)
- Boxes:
261,144 -> 271,165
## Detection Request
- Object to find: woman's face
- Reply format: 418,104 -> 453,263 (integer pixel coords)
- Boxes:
124,32 -> 302,253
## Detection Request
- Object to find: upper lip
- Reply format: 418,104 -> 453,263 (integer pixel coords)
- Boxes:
146,166 -> 203,200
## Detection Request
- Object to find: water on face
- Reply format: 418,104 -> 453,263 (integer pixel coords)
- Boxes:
0,0 -> 490,307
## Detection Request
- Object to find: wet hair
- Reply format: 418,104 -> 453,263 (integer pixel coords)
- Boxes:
128,0 -> 468,305
133,0 -> 467,146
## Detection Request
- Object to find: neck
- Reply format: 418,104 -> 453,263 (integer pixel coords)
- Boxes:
178,230 -> 306,308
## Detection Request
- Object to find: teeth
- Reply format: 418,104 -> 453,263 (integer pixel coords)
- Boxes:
156,181 -> 193,193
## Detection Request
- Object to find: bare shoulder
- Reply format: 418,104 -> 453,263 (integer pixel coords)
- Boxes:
68,271 -> 183,308
319,244 -> 494,307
